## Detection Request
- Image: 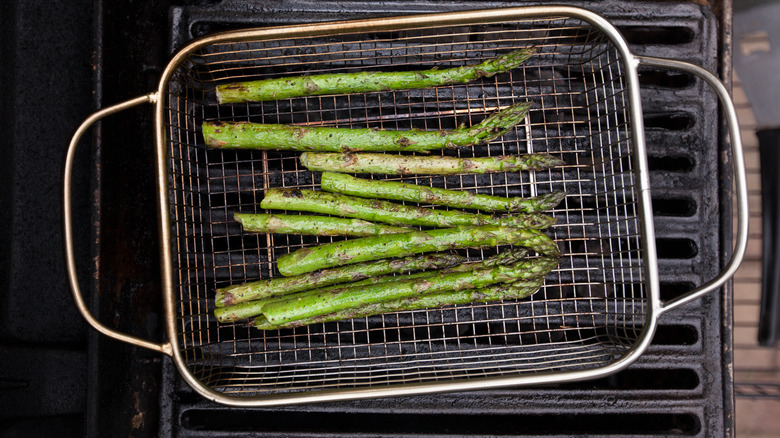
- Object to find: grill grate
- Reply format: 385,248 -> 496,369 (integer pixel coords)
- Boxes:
144,1 -> 731,436
163,16 -> 647,395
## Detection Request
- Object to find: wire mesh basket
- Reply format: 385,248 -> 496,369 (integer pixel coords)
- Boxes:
64,6 -> 747,406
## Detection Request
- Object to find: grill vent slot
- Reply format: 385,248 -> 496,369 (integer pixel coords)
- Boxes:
191,21 -> 251,38
659,281 -> 696,301
644,112 -> 695,131
638,69 -> 695,89
180,410 -> 702,435
647,155 -> 695,172
651,324 -> 699,345
618,26 -> 695,45
656,238 -> 698,259
555,368 -> 700,389
652,197 -> 697,217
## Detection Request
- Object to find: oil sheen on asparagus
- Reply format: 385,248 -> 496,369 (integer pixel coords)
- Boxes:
253,278 -> 545,330
300,151 -> 563,175
214,253 -> 465,307
234,212 -> 409,237
216,249 -> 529,321
259,188 -> 556,229
215,48 -> 535,103
276,225 -> 560,276
320,172 -> 566,213
202,102 -> 531,152
259,256 -> 559,326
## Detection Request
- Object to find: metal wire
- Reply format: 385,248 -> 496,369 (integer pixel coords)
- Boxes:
163,17 -> 645,395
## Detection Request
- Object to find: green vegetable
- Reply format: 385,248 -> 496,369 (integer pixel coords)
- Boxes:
276,225 -> 560,276
234,212 -> 409,237
258,256 -> 558,326
215,253 -> 464,307
260,188 -> 556,229
215,249 -> 529,321
253,277 -> 545,330
202,102 -> 532,152
215,48 -> 536,103
320,172 -> 566,213
216,269 -> 440,323
299,152 -> 563,175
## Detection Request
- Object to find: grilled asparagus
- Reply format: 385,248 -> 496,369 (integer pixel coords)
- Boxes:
215,48 -> 535,103
276,225 -> 560,276
202,102 -> 531,152
234,212 -> 408,237
258,256 -> 558,326
299,152 -> 563,175
215,249 -> 529,320
253,277 -> 545,330
215,253 -> 465,307
259,188 -> 555,229
320,172 -> 566,213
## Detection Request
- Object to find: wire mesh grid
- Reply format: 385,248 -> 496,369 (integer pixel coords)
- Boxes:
163,16 -> 646,396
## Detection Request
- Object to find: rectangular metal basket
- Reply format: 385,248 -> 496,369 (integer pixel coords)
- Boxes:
64,6 -> 747,406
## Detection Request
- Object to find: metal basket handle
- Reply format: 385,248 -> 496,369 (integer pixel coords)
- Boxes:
636,56 -> 749,314
64,92 -> 172,355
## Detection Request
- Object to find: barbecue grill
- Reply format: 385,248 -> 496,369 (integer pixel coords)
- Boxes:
1,0 -> 744,436
65,4 -> 746,409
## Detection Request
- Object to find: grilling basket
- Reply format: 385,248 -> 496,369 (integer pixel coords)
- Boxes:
65,6 -> 747,406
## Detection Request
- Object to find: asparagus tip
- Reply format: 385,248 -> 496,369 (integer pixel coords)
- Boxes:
481,47 -> 537,75
542,215 -> 558,227
470,101 -> 534,141
522,153 -> 564,171
510,276 -> 546,301
502,47 -> 536,64
536,192 -> 566,210
543,192 -> 567,209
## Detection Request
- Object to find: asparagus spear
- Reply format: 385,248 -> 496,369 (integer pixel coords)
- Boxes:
307,247 -> 531,291
216,48 -> 536,103
320,172 -> 566,213
215,253 -> 465,307
253,277 -> 545,330
299,152 -> 563,175
276,225 -> 560,276
259,256 -> 558,326
215,249 -> 529,321
233,212 -> 408,237
216,267 -> 442,322
260,188 -> 555,230
202,102 -> 532,152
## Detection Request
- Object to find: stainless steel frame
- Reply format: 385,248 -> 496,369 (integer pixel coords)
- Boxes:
64,6 -> 748,406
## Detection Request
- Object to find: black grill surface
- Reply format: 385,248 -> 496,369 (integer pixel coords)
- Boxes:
85,1 -> 733,437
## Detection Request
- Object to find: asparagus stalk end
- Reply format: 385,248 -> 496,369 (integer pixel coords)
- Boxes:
202,122 -> 229,148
